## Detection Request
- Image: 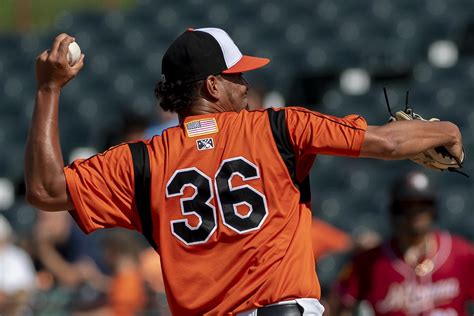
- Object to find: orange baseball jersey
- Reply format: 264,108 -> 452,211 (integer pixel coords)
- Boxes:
64,107 -> 367,315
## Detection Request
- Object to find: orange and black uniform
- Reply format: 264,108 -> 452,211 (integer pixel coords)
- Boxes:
64,107 -> 367,315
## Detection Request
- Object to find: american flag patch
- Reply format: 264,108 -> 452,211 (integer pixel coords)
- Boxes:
185,118 -> 218,137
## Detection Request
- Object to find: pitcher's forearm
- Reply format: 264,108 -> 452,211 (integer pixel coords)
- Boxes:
25,33 -> 83,211
388,120 -> 459,159
361,120 -> 461,160
25,88 -> 68,208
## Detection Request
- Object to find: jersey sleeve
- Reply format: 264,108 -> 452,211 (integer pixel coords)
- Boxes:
285,107 -> 368,157
64,144 -> 141,234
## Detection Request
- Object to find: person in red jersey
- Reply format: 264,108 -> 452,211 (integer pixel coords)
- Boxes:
25,27 -> 465,315
331,171 -> 474,316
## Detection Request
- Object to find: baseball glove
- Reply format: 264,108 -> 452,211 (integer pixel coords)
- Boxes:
384,89 -> 467,176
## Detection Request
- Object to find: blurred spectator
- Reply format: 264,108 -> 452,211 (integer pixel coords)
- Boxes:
103,109 -> 178,147
75,230 -> 147,316
103,112 -> 151,149
247,86 -> 266,110
330,171 -> 474,315
140,248 -> 170,315
0,214 -> 35,315
32,211 -> 106,314
144,106 -> 179,138
311,218 -> 381,261
247,86 -> 285,111
120,113 -> 150,142
311,218 -> 352,260
33,211 -> 106,291
103,230 -> 146,316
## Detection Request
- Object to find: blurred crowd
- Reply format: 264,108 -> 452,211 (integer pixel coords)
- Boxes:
0,108 -> 168,316
0,211 -> 171,316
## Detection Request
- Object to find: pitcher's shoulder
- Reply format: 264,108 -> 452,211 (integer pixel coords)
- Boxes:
215,109 -> 270,122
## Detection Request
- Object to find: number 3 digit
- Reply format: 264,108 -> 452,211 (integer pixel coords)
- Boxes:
166,168 -> 217,245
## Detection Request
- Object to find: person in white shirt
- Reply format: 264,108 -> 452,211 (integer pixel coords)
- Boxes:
0,214 -> 36,315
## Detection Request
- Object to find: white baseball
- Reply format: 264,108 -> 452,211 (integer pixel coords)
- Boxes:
67,41 -> 81,66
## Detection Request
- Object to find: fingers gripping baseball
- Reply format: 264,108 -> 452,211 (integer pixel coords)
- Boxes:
49,33 -> 69,57
36,33 -> 84,90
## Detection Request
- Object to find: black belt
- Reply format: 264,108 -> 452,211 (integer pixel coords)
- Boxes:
256,303 -> 303,316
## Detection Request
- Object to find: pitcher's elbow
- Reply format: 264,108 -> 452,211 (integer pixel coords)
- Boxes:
25,187 -> 54,211
25,187 -> 45,209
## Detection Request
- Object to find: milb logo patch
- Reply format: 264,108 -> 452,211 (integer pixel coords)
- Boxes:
196,138 -> 214,151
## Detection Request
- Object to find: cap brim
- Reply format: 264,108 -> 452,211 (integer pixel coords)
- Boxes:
222,55 -> 270,74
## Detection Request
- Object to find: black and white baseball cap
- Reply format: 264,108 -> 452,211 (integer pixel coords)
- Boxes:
161,27 -> 270,84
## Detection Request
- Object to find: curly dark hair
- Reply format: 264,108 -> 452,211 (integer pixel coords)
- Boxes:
154,79 -> 204,113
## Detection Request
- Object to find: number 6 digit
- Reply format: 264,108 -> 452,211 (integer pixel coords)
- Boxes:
215,157 -> 268,233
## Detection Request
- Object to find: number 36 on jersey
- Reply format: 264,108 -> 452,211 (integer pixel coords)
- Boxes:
166,157 -> 269,246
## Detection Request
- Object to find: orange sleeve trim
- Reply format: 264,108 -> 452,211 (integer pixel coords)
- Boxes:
286,107 -> 368,131
64,167 -> 96,234
351,128 -> 366,157
285,107 -> 368,157
348,115 -> 368,157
